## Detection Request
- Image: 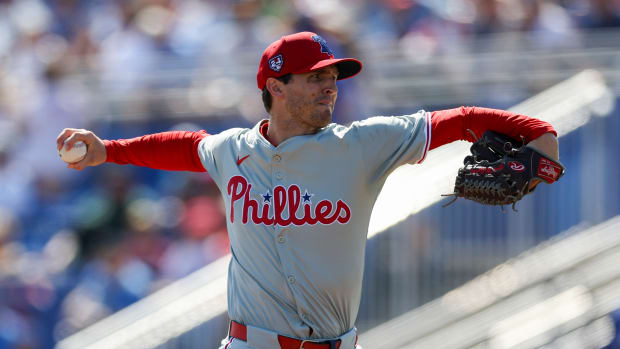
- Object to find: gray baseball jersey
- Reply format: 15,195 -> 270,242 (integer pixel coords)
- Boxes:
198,111 -> 431,340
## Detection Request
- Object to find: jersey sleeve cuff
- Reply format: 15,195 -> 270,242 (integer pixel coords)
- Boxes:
416,111 -> 432,164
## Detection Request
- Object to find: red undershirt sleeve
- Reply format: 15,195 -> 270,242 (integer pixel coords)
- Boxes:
429,106 -> 557,150
103,130 -> 208,172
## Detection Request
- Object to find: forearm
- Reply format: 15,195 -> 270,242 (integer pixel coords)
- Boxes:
104,130 -> 208,172
429,106 -> 557,150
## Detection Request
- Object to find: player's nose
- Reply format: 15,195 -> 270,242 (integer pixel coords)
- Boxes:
323,81 -> 338,96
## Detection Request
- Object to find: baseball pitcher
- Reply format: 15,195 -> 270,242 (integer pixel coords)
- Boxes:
57,32 -> 562,349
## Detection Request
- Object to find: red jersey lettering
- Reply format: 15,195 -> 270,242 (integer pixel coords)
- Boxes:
226,176 -> 351,226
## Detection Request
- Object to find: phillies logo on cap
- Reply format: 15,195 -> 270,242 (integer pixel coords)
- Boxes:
256,31 -> 362,90
268,54 -> 283,72
312,35 -> 334,56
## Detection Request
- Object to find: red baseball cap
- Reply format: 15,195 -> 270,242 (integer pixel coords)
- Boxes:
257,32 -> 363,90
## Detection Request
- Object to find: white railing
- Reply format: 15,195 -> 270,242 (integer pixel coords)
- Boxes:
56,256 -> 229,349
359,215 -> 620,349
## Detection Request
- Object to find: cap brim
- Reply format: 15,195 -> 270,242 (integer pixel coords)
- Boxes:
297,58 -> 363,81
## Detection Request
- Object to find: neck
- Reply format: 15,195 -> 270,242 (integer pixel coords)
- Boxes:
266,110 -> 322,147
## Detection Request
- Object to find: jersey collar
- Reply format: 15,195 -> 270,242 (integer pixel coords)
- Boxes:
258,119 -> 276,146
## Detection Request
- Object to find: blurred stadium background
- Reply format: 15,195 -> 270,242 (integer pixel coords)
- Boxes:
1,0 -> 620,348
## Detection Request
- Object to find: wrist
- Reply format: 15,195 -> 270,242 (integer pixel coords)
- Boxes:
526,132 -> 559,161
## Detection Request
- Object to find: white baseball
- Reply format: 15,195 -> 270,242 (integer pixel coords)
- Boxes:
59,141 -> 87,163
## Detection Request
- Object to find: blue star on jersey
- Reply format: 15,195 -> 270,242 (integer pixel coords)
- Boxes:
312,35 -> 334,56
302,191 -> 313,203
263,191 -> 272,203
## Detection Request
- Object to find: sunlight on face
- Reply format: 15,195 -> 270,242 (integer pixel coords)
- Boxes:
284,65 -> 339,130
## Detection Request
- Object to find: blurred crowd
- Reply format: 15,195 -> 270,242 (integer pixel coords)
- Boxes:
0,0 -> 619,348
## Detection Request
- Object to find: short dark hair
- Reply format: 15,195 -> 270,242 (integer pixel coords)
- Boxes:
262,74 -> 292,113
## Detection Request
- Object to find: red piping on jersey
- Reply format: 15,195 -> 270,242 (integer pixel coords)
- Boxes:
259,120 -> 275,145
416,111 -> 432,164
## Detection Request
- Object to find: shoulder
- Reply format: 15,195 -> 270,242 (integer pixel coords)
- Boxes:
201,127 -> 252,147
198,127 -> 257,160
215,127 -> 251,140
340,110 -> 429,135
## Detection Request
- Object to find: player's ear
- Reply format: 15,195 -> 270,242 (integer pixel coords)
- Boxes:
266,78 -> 284,97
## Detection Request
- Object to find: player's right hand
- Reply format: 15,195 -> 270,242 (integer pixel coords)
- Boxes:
56,128 -> 107,170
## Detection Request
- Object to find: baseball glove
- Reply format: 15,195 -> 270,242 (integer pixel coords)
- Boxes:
442,130 -> 565,210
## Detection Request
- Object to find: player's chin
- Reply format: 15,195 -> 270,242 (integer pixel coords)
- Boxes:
313,110 -> 333,127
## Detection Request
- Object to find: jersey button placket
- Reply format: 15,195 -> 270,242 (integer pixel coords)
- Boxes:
271,152 -> 285,236
272,152 -> 294,292
271,153 -> 284,183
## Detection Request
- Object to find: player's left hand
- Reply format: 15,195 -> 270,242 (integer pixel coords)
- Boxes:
525,132 -> 559,190
443,131 -> 564,210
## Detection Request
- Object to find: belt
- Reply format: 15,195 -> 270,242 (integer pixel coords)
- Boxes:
229,321 -> 342,349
